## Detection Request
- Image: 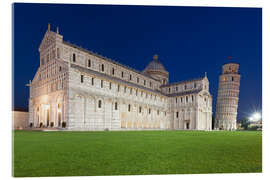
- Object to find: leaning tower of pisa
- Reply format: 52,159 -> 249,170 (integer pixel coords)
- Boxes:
215,63 -> 241,130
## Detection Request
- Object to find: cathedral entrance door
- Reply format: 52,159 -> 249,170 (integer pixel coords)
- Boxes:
186,122 -> 190,129
185,120 -> 190,130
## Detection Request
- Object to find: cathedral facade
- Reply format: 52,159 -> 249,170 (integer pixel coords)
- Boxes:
28,25 -> 212,131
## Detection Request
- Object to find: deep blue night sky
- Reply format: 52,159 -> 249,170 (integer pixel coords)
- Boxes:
13,3 -> 262,120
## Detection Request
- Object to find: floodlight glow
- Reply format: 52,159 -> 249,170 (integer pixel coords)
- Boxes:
249,112 -> 261,122
253,113 -> 261,120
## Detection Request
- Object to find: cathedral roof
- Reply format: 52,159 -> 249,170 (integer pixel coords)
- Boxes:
166,88 -> 202,97
160,77 -> 204,88
143,54 -> 168,74
63,41 -> 158,82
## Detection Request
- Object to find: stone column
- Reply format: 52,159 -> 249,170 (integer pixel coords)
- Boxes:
195,108 -> 199,130
83,97 -> 86,129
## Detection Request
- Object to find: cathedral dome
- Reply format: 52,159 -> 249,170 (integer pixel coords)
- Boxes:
143,54 -> 169,84
143,54 -> 168,74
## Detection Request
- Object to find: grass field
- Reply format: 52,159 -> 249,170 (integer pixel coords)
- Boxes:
13,130 -> 262,177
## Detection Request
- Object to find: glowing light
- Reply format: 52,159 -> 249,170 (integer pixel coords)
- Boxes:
43,104 -> 50,110
253,113 -> 261,120
249,112 -> 262,122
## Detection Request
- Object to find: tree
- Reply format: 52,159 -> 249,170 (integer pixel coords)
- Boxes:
240,117 -> 250,130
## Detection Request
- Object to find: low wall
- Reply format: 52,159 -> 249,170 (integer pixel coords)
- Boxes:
13,111 -> 29,130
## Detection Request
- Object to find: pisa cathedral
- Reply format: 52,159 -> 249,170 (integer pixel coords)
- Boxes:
28,25 -> 213,131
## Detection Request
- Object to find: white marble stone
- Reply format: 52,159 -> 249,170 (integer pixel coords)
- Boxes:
28,25 -> 213,131
215,63 -> 241,130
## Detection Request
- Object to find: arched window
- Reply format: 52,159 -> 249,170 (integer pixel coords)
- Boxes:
88,59 -> 91,67
139,106 -> 142,113
137,77 -> 139,83
144,80 -> 146,85
52,50 -> 56,59
114,102 -> 118,110
176,112 -> 179,118
149,108 -> 151,114
109,82 -> 112,90
128,104 -> 131,112
92,78 -> 94,85
232,77 -> 234,81
73,53 -> 76,62
117,84 -> 120,92
101,64 -> 104,72
57,48 -> 60,58
81,75 -> 84,83
186,96 -> 188,103
98,100 -> 102,108
41,58 -> 45,65
121,71 -> 124,78
112,68 -> 115,75
129,74 -> 132,80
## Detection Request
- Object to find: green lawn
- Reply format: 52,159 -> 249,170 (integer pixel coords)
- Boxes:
13,130 -> 262,177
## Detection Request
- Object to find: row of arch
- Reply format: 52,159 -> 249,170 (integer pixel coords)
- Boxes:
69,93 -> 169,130
30,94 -> 65,128
78,72 -> 166,105
40,46 -> 60,66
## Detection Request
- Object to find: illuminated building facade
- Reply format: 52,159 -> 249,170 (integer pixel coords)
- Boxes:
215,63 -> 241,130
28,25 -> 212,131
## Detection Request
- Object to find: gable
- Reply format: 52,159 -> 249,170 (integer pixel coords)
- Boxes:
31,68 -> 41,84
31,59 -> 68,84
38,30 -> 56,52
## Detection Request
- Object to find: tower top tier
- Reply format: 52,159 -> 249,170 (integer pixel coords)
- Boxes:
222,63 -> 239,74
